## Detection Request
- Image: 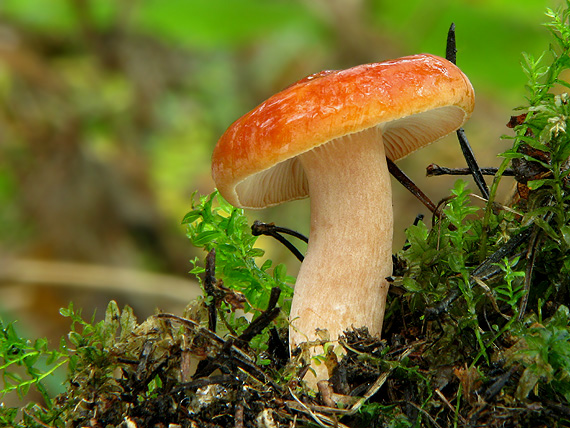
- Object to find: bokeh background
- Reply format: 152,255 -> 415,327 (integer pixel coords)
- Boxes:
0,0 -> 565,362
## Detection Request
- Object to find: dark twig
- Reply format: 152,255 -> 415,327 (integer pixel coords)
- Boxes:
193,335 -> 282,392
252,220 -> 308,243
386,157 -> 440,217
469,366 -> 519,425
544,399 -> 570,419
268,327 -> 289,368
404,400 -> 444,428
471,226 -> 534,279
446,23 -> 457,65
518,225 -> 542,320
225,340 -> 283,391
156,313 -> 224,344
157,305 -> 284,392
238,287 -> 282,343
427,164 -> 515,177
251,220 -> 307,262
445,23 -> 491,199
267,284 -> 281,308
483,366 -> 518,403
267,233 -> 305,262
425,289 -> 461,321
205,249 -> 218,332
135,341 -> 154,381
456,129 -> 491,199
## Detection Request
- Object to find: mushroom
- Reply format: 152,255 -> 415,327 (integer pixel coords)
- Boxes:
211,54 -> 475,386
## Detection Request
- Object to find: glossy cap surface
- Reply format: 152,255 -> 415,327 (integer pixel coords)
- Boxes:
212,54 -> 475,208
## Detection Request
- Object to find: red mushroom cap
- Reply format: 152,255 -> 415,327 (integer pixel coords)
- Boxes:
212,54 -> 475,208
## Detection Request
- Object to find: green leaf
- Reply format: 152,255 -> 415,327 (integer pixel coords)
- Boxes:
192,230 -> 221,246
561,225 -> 570,247
533,216 -> 560,242
260,259 -> 272,271
273,264 -> 287,283
67,331 -> 82,347
247,248 -> 265,258
182,209 -> 202,225
447,253 -> 466,274
527,178 -> 552,190
190,265 -> 205,275
402,277 -> 423,293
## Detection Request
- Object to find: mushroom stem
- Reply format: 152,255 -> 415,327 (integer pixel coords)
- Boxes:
290,126 -> 393,384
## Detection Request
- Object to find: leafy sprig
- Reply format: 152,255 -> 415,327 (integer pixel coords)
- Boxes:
0,319 -> 67,411
183,190 -> 294,317
521,3 -> 570,107
506,305 -> 570,402
493,256 -> 526,310
0,301 -> 136,427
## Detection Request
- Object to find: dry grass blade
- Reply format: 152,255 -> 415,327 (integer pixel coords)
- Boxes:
435,388 -> 469,427
287,387 -> 350,428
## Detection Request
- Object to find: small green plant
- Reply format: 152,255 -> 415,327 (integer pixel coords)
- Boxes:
506,305 -> 570,402
0,301 -> 137,427
442,181 -> 488,353
183,190 -> 294,318
0,320 -> 67,427
397,180 -> 500,362
0,322 -> 66,401
400,181 -> 484,300
521,5 -> 570,108
358,403 -> 413,428
494,2 -> 570,317
493,256 -> 526,312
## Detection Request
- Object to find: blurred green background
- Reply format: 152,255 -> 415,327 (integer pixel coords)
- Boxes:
0,0 -> 565,347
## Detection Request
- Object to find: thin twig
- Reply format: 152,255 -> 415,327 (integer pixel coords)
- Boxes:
426,164 -> 515,177
402,214 -> 425,250
471,226 -> 534,279
456,128 -> 491,199
21,410 -> 53,428
251,220 -> 307,262
404,400 -> 444,428
155,313 -> 224,344
435,388 -> 469,427
235,382 -> 245,428
386,157 -> 440,217
446,22 -> 457,65
425,225 -> 534,320
238,287 -> 281,342
204,249 -> 217,332
445,23 -> 491,199
288,387 -> 342,428
468,193 -> 522,217
156,313 -> 282,391
518,227 -> 542,320
253,220 -> 308,243
174,375 -> 242,393
424,289 -> 461,321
